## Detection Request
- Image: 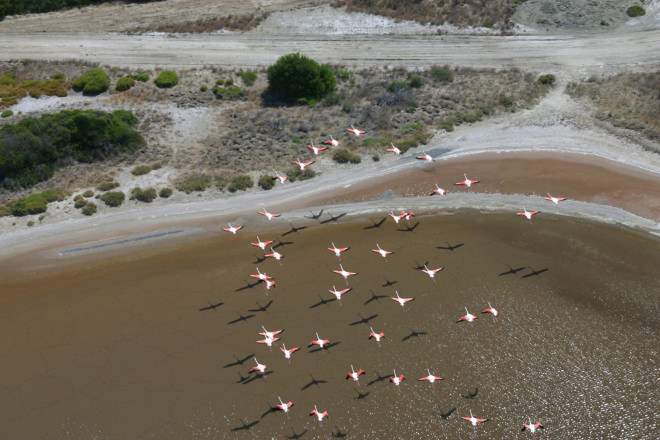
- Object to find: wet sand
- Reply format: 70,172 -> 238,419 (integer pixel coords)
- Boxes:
1,211 -> 658,439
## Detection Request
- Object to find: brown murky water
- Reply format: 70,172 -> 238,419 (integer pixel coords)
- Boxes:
1,212 -> 658,439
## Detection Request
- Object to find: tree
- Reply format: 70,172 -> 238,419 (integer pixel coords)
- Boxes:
267,53 -> 336,104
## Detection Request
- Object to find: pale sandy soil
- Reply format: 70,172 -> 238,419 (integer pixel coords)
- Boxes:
0,0 -> 659,273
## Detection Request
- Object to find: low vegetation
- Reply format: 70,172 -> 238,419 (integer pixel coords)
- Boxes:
81,201 -> 97,216
116,76 -> 136,92
131,165 -> 153,176
227,175 -> 254,192
538,74 -> 556,85
159,187 -> 173,198
0,1 -> 163,19
626,5 -> 646,17
131,187 -> 157,202
0,72 -> 67,109
267,53 -> 336,104
128,11 -> 270,33
176,175 -> 211,193
100,191 -> 125,207
154,71 -> 179,88
258,174 -> 275,190
72,68 -> 109,95
238,70 -> 257,87
0,109 -> 144,189
333,149 -> 361,164
0,188 -> 67,217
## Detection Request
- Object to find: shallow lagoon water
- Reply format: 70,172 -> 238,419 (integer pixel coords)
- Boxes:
0,212 -> 658,439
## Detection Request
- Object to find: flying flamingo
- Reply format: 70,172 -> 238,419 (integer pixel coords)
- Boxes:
274,396 -> 294,419
280,343 -> 300,364
461,410 -> 489,430
308,332 -> 330,351
310,406 -> 329,426
258,208 -> 281,221
250,267 -> 271,281
328,242 -> 350,260
333,264 -> 357,286
422,265 -> 444,283
256,335 -> 279,351
347,124 -> 366,137
388,211 -> 406,226
517,207 -> 539,223
273,172 -> 288,184
294,158 -> 314,174
222,223 -> 243,235
259,326 -> 284,339
418,369 -> 443,388
457,307 -> 477,324
403,211 -> 415,225
386,143 -> 402,155
416,151 -> 434,162
390,369 -> 405,392
248,357 -> 267,376
262,278 -> 276,293
391,290 -> 414,311
481,302 -> 499,322
328,285 -> 351,305
545,193 -> 566,205
265,247 -> 284,264
346,365 -> 366,386
430,184 -> 446,196
455,174 -> 479,188
250,236 -> 274,251
307,142 -> 327,155
371,244 -> 393,261
323,135 -> 340,147
369,327 -> 385,347
522,419 -> 544,438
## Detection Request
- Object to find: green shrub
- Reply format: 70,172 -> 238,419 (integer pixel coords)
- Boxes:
27,220 -> 34,227
430,67 -> 454,82
258,174 -> 275,190
267,53 -> 336,103
24,193 -> 48,215
321,92 -> 342,107
41,188 -> 67,202
100,191 -> 125,207
225,78 -> 234,86
439,119 -> 455,132
538,74 -> 556,85
115,76 -> 135,92
212,86 -> 245,98
96,181 -> 120,191
131,187 -> 157,203
498,95 -> 513,107
626,6 -> 646,17
71,68 -> 109,95
159,187 -> 173,198
150,162 -> 162,170
135,73 -> 149,82
82,189 -> 94,198
408,75 -> 423,88
52,72 -> 64,80
1,110 -> 13,118
81,202 -> 97,216
200,85 -> 208,92
214,175 -> 228,190
215,79 -> 225,85
74,196 -> 87,209
287,167 -> 316,182
176,175 -> 211,193
228,175 -> 254,192
238,70 -> 257,86
334,68 -> 350,81
387,81 -> 409,93
131,165 -> 152,176
154,70 -> 179,88
333,149 -> 361,164
372,154 -> 380,162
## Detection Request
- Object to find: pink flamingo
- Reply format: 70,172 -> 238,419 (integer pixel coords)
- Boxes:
455,174 -> 479,188
307,142 -> 327,155
333,264 -> 357,286
517,207 -> 539,223
265,247 -> 284,265
416,152 -> 434,162
430,184 -> 446,196
522,418 -> 544,439
222,223 -> 243,235
371,244 -> 393,261
369,327 -> 385,347
391,290 -> 414,311
461,410 -> 489,431
250,236 -> 274,251
347,124 -> 366,137
346,365 -> 366,386
422,264 -> 444,283
481,302 -> 499,322
274,396 -> 293,419
328,285 -> 351,306
273,172 -> 288,184
258,208 -> 281,221
310,406 -> 329,426
323,135 -> 340,147
308,332 -> 330,351
386,143 -> 402,155
390,369 -> 405,392
545,193 -> 566,205
280,343 -> 300,364
328,242 -> 350,260
457,307 -> 477,324
418,369 -> 443,388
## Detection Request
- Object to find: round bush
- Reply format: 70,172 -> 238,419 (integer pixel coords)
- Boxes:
430,67 -> 454,83
71,68 -> 109,95
258,174 -> 275,190
100,191 -> 125,207
131,165 -> 152,176
81,202 -> 97,216
132,187 -> 157,203
267,53 -> 336,104
155,71 -> 179,88
626,6 -> 646,17
135,73 -> 149,82
333,149 -> 361,164
159,188 -> 173,198
116,76 -> 135,92
1,110 -> 13,118
82,189 -> 94,198
538,74 -> 556,85
228,175 -> 254,193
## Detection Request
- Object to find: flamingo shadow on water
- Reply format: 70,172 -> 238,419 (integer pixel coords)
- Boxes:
272,239 -> 293,249
332,427 -> 348,438
412,260 -> 430,271
436,242 -> 464,251
260,403 -> 279,419
402,329 -> 428,342
460,387 -> 479,399
364,289 -> 388,305
397,221 -> 420,232
282,222 -> 308,236
320,211 -> 347,224
363,217 -> 387,230
198,301 -> 223,312
309,294 -> 333,309
242,370 -> 272,385
301,374 -> 328,391
433,407 -> 457,420
286,428 -> 308,440
354,389 -> 370,400
308,341 -> 340,353
248,300 -> 273,313
227,312 -> 256,325
234,279 -> 261,292
522,267 -> 549,278
349,313 -> 378,326
230,418 -> 259,432
305,209 -> 324,221
252,254 -> 268,264
499,264 -> 526,276
381,277 -> 397,287
223,353 -> 255,369
366,371 -> 390,387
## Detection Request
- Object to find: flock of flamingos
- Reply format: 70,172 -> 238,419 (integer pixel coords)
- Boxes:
222,125 -> 564,437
